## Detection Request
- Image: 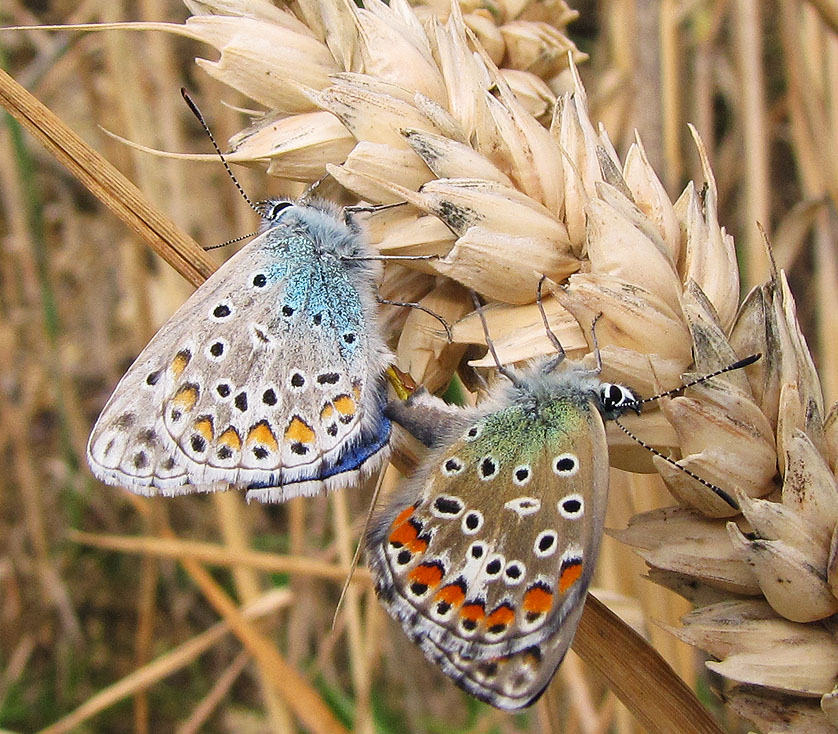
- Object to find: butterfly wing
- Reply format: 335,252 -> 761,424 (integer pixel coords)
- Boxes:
367,386 -> 609,709
88,221 -> 392,501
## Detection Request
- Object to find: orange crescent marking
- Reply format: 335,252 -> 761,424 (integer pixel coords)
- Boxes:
434,584 -> 466,606
173,385 -> 198,410
523,586 -> 553,614
284,416 -> 315,444
247,422 -> 279,452
171,352 -> 190,378
408,563 -> 444,588
486,604 -> 515,627
333,395 -> 356,416
193,418 -> 214,441
460,603 -> 485,622
559,561 -> 583,593
389,521 -> 418,547
218,427 -> 242,450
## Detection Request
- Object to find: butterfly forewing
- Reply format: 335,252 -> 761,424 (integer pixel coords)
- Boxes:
368,363 -> 612,708
87,202 -> 392,502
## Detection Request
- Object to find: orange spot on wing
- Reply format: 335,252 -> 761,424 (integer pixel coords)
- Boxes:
559,559 -> 583,593
284,416 -> 315,444
194,418 -> 214,441
218,427 -> 241,450
486,604 -> 515,628
352,383 -> 362,401
389,519 -> 419,547
247,421 -> 279,451
333,394 -> 355,416
320,403 -> 334,420
435,583 -> 466,606
173,385 -> 198,410
171,350 -> 190,378
408,563 -> 444,588
461,602 -> 485,622
523,585 -> 553,615
391,506 -> 415,529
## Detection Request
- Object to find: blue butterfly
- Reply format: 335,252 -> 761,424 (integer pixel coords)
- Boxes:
87,199 -> 392,502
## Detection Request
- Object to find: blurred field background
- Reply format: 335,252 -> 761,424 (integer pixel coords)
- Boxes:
1,1 -> 837,733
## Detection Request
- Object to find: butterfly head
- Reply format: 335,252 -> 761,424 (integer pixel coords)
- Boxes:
256,198 -> 372,263
500,358 -> 641,423
596,382 -> 641,419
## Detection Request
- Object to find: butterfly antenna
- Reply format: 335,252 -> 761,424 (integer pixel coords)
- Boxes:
614,419 -> 739,510
203,230 -> 261,251
180,88 -> 260,216
332,467 -> 388,630
470,290 -> 522,388
629,354 -> 761,408
377,297 -> 453,342
537,275 -> 566,372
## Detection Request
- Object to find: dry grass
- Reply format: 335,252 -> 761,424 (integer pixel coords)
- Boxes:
1,1 -> 836,733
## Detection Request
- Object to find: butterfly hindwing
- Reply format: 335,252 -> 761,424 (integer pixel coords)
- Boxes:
87,201 -> 392,501
367,362 -> 613,708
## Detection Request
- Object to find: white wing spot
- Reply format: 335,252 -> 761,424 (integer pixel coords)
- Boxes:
464,424 -> 482,441
512,464 -> 532,486
441,456 -> 465,476
431,495 -> 465,519
553,453 -> 579,476
503,561 -> 525,585
205,338 -> 228,362
461,510 -> 484,535
534,529 -> 558,558
484,554 -> 505,578
250,323 -> 273,347
478,455 -> 499,481
287,371 -> 307,389
209,301 -> 234,322
504,497 -> 541,517
558,494 -> 584,519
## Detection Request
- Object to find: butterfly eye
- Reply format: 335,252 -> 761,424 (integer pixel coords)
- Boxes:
599,382 -> 638,413
264,200 -> 294,220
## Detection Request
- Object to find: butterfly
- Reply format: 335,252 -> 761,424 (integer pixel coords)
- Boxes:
365,347 -> 641,709
365,303 -> 756,710
87,199 -> 393,503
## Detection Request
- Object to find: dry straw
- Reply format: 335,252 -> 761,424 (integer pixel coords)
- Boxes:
2,0 -> 837,732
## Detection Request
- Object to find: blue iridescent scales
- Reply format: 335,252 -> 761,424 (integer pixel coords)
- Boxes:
86,199 -> 393,503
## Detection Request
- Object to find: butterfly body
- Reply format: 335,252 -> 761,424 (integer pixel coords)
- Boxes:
87,200 -> 392,502
367,358 -> 638,709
